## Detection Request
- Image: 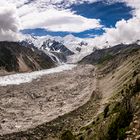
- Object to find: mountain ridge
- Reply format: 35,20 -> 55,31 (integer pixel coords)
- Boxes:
0,41 -> 56,75
21,34 -> 96,63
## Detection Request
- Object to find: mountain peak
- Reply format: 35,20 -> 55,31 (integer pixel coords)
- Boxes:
63,34 -> 78,41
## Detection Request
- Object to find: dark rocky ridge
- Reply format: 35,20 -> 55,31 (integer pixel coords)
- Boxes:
80,43 -> 140,64
41,39 -> 74,56
0,41 -> 55,74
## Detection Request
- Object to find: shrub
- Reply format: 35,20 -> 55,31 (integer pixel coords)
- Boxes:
61,130 -> 76,140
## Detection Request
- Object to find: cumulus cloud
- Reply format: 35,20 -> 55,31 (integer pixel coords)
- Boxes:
1,0 -> 140,45
90,17 -> 140,48
87,0 -> 140,48
0,4 -> 20,41
104,18 -> 140,45
1,0 -> 102,34
20,8 -> 101,32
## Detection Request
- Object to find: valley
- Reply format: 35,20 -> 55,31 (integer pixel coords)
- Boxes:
1,0 -> 140,139
0,64 -> 97,139
0,38 -> 140,140
0,42 -> 140,140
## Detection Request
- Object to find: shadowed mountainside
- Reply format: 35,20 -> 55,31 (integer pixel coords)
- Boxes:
41,39 -> 75,56
0,41 -> 56,75
80,43 -> 140,65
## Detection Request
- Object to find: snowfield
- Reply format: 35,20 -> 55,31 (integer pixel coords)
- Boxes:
0,64 -> 76,86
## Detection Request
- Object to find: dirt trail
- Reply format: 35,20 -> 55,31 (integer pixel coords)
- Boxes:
0,64 -> 96,135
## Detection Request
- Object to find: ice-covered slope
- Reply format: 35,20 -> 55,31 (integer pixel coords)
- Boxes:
0,64 -> 76,86
62,35 -> 98,63
22,34 -> 96,63
22,35 -> 75,63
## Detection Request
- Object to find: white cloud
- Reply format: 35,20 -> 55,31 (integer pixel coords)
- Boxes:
0,4 -> 20,41
0,0 -> 102,41
1,0 -> 102,34
0,0 -> 140,45
123,0 -> 140,20
86,0 -> 140,48
91,17 -> 140,48
20,8 -> 101,32
104,18 -> 140,44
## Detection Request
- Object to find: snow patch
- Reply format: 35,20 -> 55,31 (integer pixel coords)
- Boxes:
0,64 -> 76,86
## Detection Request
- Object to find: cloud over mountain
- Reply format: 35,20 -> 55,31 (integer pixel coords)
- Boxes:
91,0 -> 140,47
0,4 -> 20,41
91,17 -> 140,48
0,0 -> 140,47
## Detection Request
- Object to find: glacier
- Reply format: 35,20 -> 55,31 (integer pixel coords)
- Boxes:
0,64 -> 76,86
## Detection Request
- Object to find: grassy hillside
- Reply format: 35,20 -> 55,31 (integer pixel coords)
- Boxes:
79,43 -> 140,65
67,44 -> 140,140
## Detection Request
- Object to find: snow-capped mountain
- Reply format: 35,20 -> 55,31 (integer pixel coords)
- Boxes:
22,35 -> 74,54
21,34 -> 96,63
41,39 -> 74,56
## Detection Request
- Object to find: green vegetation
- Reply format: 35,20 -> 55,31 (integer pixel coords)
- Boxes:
98,53 -> 113,64
74,75 -> 140,140
62,48 -> 140,140
61,130 -> 76,140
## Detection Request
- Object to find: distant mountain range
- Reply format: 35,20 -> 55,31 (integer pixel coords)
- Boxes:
0,34 -> 95,74
1,34 -> 140,75
21,34 -> 95,63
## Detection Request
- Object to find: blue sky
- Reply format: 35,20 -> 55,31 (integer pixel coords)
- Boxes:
1,0 -> 140,45
21,1 -> 133,38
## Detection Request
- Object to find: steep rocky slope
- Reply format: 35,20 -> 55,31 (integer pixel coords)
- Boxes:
41,39 -> 74,56
21,36 -> 75,63
72,43 -> 140,140
0,41 -> 55,75
80,43 -> 140,65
